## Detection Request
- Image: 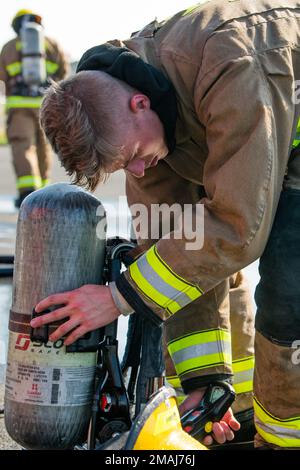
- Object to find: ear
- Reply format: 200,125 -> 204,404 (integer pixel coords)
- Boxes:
129,94 -> 150,113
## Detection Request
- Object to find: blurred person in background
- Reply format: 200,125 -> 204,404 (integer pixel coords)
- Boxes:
0,9 -> 69,207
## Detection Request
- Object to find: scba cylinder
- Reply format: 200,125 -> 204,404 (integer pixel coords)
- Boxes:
5,183 -> 106,449
20,21 -> 46,86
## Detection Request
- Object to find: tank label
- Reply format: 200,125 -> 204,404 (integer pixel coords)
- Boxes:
7,331 -> 97,366
5,361 -> 96,406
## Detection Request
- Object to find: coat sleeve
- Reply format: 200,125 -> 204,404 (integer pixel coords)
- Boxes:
0,45 -> 8,84
116,52 -> 292,323
46,37 -> 69,81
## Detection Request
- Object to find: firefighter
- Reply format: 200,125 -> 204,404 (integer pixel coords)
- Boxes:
31,0 -> 300,448
0,10 -> 69,207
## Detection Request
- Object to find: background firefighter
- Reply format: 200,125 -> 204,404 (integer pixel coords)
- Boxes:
30,0 -> 300,449
0,9 -> 69,207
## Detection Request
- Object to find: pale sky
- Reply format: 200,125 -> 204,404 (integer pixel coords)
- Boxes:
1,0 -> 195,61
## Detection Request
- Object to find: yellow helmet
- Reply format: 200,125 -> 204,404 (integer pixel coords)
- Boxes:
12,9 -> 42,34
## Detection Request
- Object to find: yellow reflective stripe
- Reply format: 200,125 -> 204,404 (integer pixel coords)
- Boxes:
130,261 -> 180,315
292,117 -> 300,148
254,396 -> 300,447
168,329 -> 230,355
6,59 -> 57,77
17,175 -> 42,189
175,353 -> 232,376
166,376 -> 181,389
168,329 -> 232,377
6,61 -> 21,77
232,356 -> 254,394
168,346 -> 253,395
233,380 -> 253,394
134,253 -> 188,309
129,245 -> 202,315
147,247 -> 202,300
232,356 -> 254,374
46,60 -> 59,74
6,96 -> 43,109
16,38 -> 48,51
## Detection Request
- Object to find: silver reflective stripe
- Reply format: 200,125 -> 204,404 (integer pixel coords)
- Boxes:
255,416 -> 300,439
172,340 -> 231,365
137,254 -> 191,308
233,368 -> 253,385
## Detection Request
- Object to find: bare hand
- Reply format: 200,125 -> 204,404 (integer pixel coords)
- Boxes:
30,285 -> 121,345
179,388 -> 240,446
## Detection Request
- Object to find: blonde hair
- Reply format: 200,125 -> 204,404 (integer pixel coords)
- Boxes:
40,71 -> 133,190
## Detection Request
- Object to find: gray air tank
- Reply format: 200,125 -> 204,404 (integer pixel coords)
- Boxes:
4,183 -> 106,449
20,21 -> 46,86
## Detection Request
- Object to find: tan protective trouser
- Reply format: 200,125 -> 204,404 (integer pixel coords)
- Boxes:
254,332 -> 300,449
6,108 -> 52,193
126,160 -> 254,413
163,272 -> 254,413
253,185 -> 300,448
